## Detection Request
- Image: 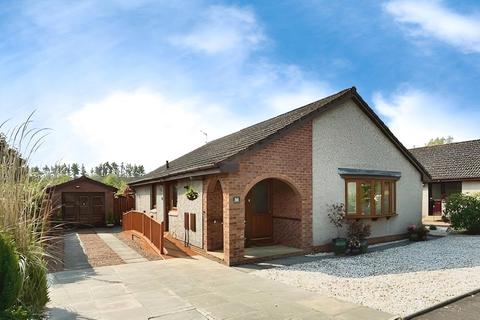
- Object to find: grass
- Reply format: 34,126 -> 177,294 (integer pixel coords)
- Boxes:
0,115 -> 54,317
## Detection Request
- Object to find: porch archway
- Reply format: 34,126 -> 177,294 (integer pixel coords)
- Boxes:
244,177 -> 302,248
206,180 -> 224,251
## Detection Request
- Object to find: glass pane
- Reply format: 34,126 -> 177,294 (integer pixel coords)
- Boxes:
383,181 -> 390,214
360,182 -> 371,215
172,185 -> 178,208
347,182 -> 356,214
375,181 -> 382,215
251,181 -> 268,214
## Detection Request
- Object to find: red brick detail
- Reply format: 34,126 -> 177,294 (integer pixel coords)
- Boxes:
205,180 -> 224,251
216,120 -> 313,265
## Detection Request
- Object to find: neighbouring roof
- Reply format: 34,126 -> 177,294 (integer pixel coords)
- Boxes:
46,175 -> 118,192
410,139 -> 480,181
130,87 -> 429,185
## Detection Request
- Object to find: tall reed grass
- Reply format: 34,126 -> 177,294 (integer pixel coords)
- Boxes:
0,115 -> 52,316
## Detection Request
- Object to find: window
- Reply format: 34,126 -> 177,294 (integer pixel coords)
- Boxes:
169,183 -> 178,211
151,184 -> 157,210
345,178 -> 396,217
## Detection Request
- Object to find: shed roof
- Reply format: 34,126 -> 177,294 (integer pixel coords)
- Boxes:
46,175 -> 118,192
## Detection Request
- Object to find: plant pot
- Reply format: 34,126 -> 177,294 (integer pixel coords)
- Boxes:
409,233 -> 418,241
360,239 -> 369,254
332,238 -> 347,255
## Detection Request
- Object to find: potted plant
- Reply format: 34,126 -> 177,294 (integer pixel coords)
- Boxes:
184,185 -> 198,201
407,224 -> 429,241
416,224 -> 429,241
346,220 -> 371,254
327,203 -> 347,255
407,224 -> 418,241
106,213 -> 115,227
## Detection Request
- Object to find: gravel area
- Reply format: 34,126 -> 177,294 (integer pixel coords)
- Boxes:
77,231 -> 124,267
253,235 -> 480,317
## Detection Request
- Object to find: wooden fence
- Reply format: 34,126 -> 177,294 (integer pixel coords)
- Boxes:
122,210 -> 164,255
114,195 -> 135,223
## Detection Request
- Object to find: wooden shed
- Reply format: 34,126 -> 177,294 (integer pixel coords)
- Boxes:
48,176 -> 117,226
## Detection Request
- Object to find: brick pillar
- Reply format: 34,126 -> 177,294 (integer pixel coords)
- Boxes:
223,190 -> 245,266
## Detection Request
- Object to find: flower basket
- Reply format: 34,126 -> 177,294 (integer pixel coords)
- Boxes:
184,185 -> 198,201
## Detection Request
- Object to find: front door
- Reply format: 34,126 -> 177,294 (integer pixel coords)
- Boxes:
245,179 -> 273,245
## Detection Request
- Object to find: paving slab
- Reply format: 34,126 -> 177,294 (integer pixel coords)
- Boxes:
63,232 -> 91,270
96,231 -> 147,263
48,257 -> 395,320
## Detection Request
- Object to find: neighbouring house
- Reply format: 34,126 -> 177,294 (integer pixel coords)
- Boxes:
128,87 -> 430,265
410,139 -> 480,218
47,176 -> 117,226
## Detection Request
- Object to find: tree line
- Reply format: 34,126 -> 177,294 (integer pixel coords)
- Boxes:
31,162 -> 145,179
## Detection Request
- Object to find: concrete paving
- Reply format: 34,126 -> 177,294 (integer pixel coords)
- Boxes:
47,256 -> 396,320
413,293 -> 480,320
96,229 -> 147,264
63,232 -> 91,270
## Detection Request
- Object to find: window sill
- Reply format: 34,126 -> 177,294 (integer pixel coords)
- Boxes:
346,214 -> 397,221
168,209 -> 178,216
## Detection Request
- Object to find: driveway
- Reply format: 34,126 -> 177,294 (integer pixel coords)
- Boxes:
47,256 -> 395,320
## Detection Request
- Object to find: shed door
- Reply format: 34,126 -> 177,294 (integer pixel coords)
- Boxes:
62,192 -> 105,226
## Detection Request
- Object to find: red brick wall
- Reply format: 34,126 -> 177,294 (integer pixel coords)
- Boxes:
216,120 -> 313,265
272,179 -> 302,248
205,180 -> 224,251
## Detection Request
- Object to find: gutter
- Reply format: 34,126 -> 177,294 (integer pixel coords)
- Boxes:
128,166 -> 222,186
403,287 -> 480,320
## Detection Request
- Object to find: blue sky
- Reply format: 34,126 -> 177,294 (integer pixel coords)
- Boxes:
1,0 -> 480,170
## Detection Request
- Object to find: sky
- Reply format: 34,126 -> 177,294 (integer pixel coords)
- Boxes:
1,0 -> 480,171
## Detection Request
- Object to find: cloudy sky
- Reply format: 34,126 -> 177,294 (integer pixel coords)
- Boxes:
1,0 -> 480,171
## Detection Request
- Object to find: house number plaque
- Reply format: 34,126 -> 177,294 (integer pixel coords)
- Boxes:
232,196 -> 240,204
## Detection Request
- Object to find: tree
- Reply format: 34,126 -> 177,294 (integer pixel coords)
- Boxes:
71,163 -> 79,178
426,136 -> 453,146
80,164 -> 86,176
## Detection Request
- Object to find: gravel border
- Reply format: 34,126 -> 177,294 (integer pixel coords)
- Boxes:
77,231 -> 124,267
254,235 -> 480,316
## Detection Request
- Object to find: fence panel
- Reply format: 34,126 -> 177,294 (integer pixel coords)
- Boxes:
123,210 -> 164,254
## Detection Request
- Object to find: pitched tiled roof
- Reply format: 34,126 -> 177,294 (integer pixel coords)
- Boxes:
130,87 -> 429,185
410,139 -> 480,180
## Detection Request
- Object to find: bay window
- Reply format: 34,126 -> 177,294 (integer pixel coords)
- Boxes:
345,178 -> 396,217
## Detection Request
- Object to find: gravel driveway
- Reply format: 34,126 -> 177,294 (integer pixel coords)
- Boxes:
253,235 -> 480,317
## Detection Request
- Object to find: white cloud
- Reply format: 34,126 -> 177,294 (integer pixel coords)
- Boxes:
373,89 -> 479,148
384,0 -> 480,53
169,5 -> 265,55
67,89 -> 252,170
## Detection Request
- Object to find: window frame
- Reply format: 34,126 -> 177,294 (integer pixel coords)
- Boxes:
344,176 -> 397,219
168,183 -> 178,212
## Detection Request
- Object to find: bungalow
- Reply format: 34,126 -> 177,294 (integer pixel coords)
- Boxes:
410,140 -> 480,218
128,87 -> 429,265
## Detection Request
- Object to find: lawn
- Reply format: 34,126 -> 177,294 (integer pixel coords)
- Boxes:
253,235 -> 480,317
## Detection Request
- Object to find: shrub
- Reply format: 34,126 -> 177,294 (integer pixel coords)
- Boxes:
0,232 -> 22,311
327,203 -> 346,238
445,193 -> 480,234
347,220 -> 371,240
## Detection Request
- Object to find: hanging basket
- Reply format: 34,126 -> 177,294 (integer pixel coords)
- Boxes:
184,185 -> 198,201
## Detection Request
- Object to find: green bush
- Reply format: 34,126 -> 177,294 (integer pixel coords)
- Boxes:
0,232 -> 22,311
445,193 -> 480,234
